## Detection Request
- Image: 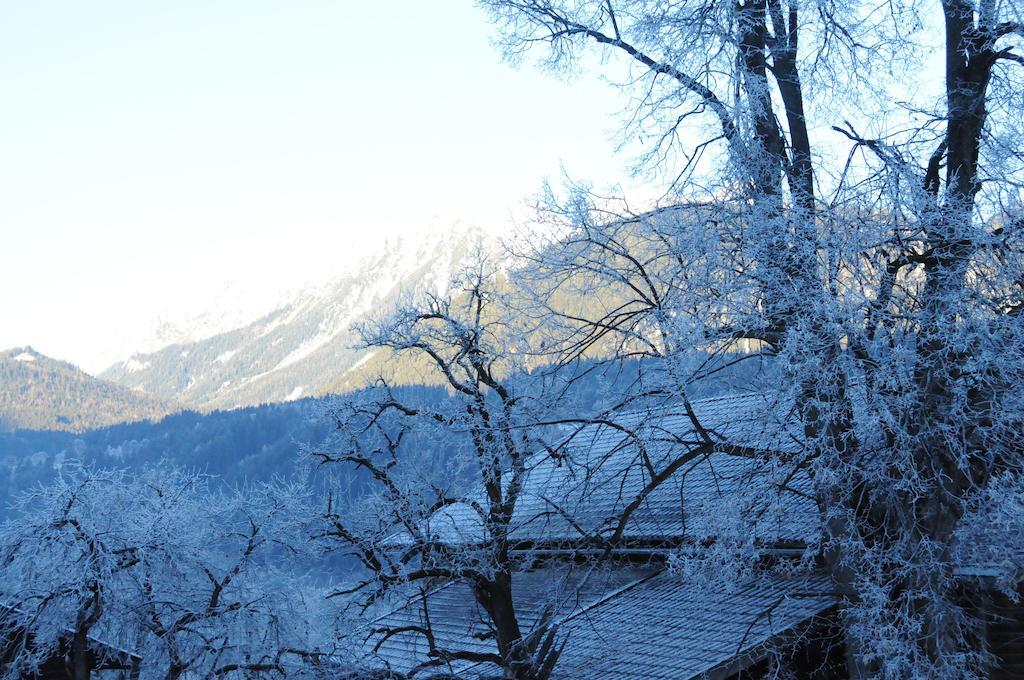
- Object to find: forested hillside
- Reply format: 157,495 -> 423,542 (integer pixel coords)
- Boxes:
0,391 -> 364,509
0,356 -> 765,512
0,347 -> 175,433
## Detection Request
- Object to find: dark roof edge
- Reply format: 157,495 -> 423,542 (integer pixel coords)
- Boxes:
508,535 -> 809,556
696,605 -> 841,680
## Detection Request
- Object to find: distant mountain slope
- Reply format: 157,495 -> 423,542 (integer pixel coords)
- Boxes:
0,385 -> 453,517
0,347 -> 175,432
0,358 -> 769,513
101,224 -> 494,410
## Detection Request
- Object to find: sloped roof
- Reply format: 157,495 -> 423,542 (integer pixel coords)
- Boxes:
423,391 -> 817,548
551,570 -> 834,679
363,392 -> 832,678
367,564 -> 653,675
363,566 -> 836,679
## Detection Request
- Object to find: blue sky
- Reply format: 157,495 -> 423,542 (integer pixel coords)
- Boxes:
0,1 -> 640,371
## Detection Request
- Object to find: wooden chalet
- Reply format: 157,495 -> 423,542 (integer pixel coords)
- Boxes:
1,606 -> 140,680
357,391 -> 1024,679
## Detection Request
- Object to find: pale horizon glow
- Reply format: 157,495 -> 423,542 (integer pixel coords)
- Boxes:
0,1 -> 645,373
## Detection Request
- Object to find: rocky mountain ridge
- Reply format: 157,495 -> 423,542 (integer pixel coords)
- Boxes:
100,223 -> 497,410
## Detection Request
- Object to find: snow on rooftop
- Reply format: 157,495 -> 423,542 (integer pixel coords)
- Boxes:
417,391 -> 816,548
365,567 -> 836,679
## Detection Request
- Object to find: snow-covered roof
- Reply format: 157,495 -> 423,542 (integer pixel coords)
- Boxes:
421,391 -> 817,548
367,564 -> 651,674
363,566 -> 836,679
362,392 -> 834,677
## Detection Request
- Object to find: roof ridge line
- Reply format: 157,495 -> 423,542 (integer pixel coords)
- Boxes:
529,388 -> 775,462
602,389 -> 779,424
554,567 -> 663,628
368,577 -> 461,626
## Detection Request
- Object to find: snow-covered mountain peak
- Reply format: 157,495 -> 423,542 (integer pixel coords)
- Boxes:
101,221 -> 500,410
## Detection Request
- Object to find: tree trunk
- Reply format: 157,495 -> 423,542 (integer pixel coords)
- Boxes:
901,0 -> 995,671
70,589 -> 102,680
70,632 -> 92,680
474,570 -> 533,680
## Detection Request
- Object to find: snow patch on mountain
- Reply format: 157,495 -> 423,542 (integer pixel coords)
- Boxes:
347,351 -> 376,374
273,323 -> 341,372
123,358 -> 150,372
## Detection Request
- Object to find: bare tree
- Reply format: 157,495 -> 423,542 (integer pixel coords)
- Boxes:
312,261 -> 570,680
479,0 -> 1024,676
0,465 -> 332,680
